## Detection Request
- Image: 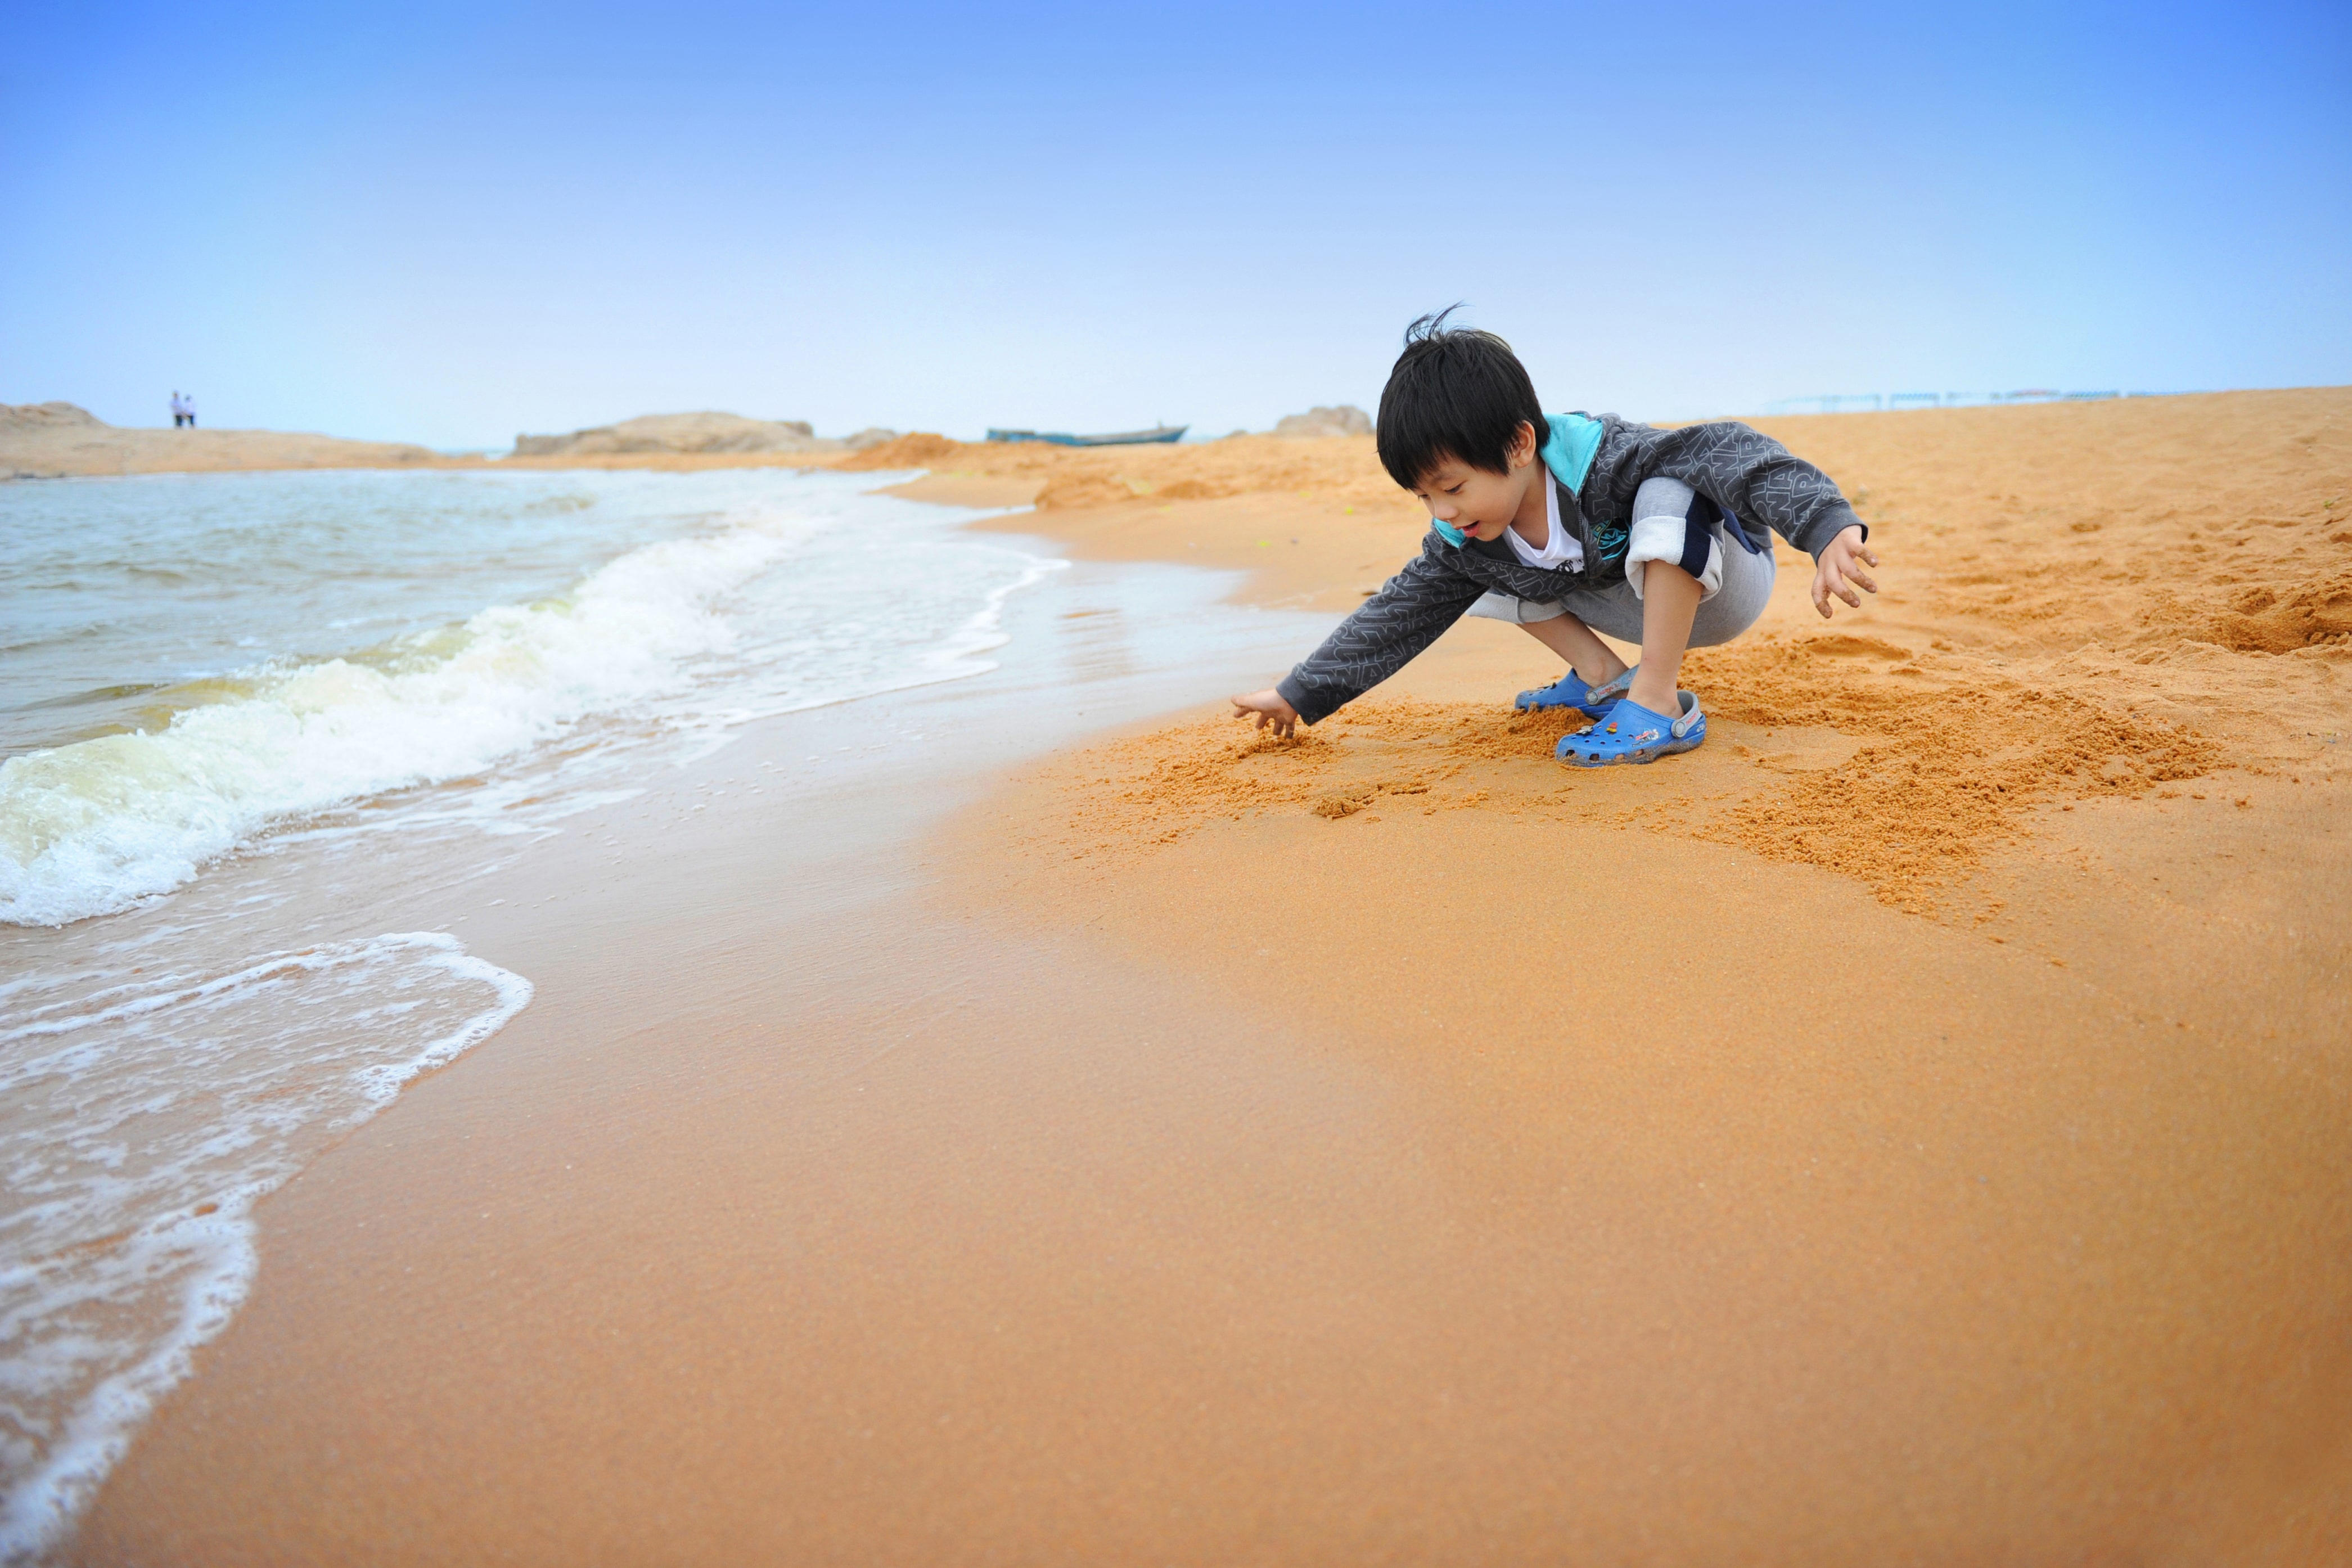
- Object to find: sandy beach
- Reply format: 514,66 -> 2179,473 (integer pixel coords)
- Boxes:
40,390 -> 2352,1563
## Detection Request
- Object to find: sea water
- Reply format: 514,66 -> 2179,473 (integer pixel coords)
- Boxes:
0,467 -> 1312,1561
2,469 -> 1064,925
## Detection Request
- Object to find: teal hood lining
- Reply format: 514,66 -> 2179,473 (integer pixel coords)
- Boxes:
1431,414 -> 1602,548
1540,412 -> 1602,493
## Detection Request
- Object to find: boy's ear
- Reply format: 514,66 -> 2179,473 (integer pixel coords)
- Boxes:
1510,420 -> 1539,466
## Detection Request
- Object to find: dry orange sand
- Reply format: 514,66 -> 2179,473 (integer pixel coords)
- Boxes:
922,390 -> 2352,1556
67,391 -> 2352,1566
917,391 -> 2348,899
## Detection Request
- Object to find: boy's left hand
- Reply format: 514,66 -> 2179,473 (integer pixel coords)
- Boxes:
1812,526 -> 1880,618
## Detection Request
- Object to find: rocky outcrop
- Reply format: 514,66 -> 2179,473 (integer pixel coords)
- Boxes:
510,412 -> 898,458
1,401 -> 106,434
2,402 -> 440,479
1273,404 -> 1373,439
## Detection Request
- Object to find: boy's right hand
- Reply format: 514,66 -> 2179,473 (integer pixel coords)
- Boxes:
1231,689 -> 1301,738
1812,525 -> 1881,619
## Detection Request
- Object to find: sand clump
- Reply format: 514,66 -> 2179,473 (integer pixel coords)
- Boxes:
2180,569 -> 2352,655
1681,633 -> 2218,909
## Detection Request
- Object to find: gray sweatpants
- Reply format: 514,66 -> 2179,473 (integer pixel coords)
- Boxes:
1466,476 -> 1776,647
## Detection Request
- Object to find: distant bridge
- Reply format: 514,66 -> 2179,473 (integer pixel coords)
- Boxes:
1763,389 -> 2140,415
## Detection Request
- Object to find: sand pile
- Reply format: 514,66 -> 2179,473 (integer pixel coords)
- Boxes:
836,431 -> 965,471
1683,633 -> 2218,908
2170,569 -> 2352,654
1026,435 -> 1397,511
840,428 -> 1402,512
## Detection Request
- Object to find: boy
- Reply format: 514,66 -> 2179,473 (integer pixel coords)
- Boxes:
1231,312 -> 1880,764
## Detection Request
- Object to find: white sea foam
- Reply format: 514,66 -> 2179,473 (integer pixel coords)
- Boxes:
0,932 -> 532,1564
0,505 -> 818,926
0,479 -> 1065,927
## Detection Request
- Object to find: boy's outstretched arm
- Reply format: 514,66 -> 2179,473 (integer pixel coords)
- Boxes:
1812,525 -> 1880,618
1255,542 -> 1490,728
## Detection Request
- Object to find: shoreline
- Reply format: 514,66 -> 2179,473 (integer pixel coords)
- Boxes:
54,500 -> 1341,1564
61,391 -> 2352,1562
5,387 -> 2343,486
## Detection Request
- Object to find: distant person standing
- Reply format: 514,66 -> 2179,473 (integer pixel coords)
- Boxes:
182,393 -> 196,429
169,391 -> 187,428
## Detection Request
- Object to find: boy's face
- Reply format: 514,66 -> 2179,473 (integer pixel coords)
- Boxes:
1409,422 -> 1539,542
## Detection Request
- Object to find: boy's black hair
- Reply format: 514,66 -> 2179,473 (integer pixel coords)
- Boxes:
1375,305 -> 1546,490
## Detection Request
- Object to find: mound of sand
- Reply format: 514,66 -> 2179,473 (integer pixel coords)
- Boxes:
835,431 -> 966,471
878,432 -> 1402,511
513,412 -> 857,458
1,402 -> 442,479
1273,404 -> 1373,438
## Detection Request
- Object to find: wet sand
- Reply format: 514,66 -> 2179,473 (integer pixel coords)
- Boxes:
70,391 -> 2352,1563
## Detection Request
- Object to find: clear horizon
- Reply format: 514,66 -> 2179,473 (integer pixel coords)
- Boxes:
4,0 -> 2346,449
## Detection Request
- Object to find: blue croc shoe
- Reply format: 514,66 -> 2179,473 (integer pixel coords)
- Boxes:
1556,692 -> 1707,767
1515,665 -> 1637,718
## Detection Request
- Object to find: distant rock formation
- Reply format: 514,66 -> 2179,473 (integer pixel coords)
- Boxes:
1,401 -> 106,434
510,412 -> 899,458
2,401 -> 439,479
1273,404 -> 1373,439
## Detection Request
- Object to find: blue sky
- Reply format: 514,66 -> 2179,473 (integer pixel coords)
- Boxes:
3,0 -> 2346,447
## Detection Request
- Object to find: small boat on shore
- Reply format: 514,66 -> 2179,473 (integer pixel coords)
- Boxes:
985,424 -> 1187,447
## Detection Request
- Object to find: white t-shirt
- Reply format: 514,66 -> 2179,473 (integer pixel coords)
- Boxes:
1502,477 -> 1584,573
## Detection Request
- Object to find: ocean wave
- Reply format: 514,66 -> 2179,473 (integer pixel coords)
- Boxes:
0,507 -> 823,927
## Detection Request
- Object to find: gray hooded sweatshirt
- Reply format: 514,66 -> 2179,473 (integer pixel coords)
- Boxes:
1273,413 -> 1863,724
